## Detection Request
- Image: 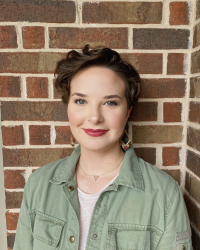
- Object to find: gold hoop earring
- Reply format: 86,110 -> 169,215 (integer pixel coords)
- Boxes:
119,130 -> 132,151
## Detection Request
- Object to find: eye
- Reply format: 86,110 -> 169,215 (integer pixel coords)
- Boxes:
74,99 -> 86,105
105,100 -> 117,106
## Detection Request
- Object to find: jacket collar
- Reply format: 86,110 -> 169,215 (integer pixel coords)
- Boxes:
49,144 -> 145,192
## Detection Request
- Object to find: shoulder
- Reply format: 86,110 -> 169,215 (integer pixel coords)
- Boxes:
27,156 -> 70,187
137,157 -> 180,204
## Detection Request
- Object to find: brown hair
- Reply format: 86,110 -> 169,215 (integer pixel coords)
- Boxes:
54,44 -> 141,131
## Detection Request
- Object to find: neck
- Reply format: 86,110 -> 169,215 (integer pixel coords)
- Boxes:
78,143 -> 125,176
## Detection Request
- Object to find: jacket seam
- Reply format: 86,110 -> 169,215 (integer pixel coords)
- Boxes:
27,170 -> 37,211
164,181 -> 179,225
51,157 -> 70,182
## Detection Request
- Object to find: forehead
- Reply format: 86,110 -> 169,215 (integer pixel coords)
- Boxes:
70,66 -> 126,94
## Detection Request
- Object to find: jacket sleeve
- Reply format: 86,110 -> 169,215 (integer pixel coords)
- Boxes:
13,175 -> 33,250
157,181 -> 192,250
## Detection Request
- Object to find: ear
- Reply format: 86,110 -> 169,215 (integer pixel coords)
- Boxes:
126,106 -> 132,119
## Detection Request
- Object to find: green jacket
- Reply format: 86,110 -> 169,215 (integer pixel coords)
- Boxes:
13,145 -> 192,250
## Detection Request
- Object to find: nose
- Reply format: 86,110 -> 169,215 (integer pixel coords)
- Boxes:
88,106 -> 104,124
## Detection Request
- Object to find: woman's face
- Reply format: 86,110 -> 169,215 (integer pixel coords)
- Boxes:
67,66 -> 132,152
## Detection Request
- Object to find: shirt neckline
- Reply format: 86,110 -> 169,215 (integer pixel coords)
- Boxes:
77,173 -> 119,197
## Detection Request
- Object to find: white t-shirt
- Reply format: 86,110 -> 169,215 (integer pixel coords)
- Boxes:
77,174 -> 119,250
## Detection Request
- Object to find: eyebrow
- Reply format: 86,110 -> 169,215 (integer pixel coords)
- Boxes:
71,92 -> 121,99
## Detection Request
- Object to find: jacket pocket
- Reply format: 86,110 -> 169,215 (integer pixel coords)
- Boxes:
106,223 -> 163,250
29,210 -> 65,248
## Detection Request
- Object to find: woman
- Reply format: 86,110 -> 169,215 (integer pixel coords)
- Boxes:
13,45 -> 192,250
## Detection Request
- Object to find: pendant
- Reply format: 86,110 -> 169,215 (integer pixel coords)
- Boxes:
94,175 -> 99,181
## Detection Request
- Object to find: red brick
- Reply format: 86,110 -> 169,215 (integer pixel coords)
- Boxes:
185,172 -> 200,204
55,126 -> 71,144
0,52 -> 65,73
53,80 -> 61,99
163,102 -> 182,123
196,0 -> 200,20
193,22 -> 200,48
169,2 -> 189,25
0,26 -> 17,48
29,125 -> 50,145
133,29 -> 189,49
7,233 -> 15,249
121,53 -> 163,74
163,147 -> 181,166
49,27 -> 128,49
187,126 -> 200,152
191,228 -> 200,250
22,26 -> 44,49
129,102 -> 157,121
6,212 -> 19,230
2,125 -> 24,146
4,170 -> 25,189
140,79 -> 186,98
0,1 -> 75,23
0,76 -> 20,97
167,53 -> 185,75
186,150 -> 200,178
26,77 -> 48,98
1,101 -> 68,121
32,169 -> 38,173
134,147 -> 156,165
83,2 -> 162,24
162,169 -> 180,184
5,191 -> 23,209
3,148 -> 73,167
132,125 -> 183,143
190,77 -> 200,98
189,102 -> 200,124
191,50 -> 200,74
184,193 -> 200,232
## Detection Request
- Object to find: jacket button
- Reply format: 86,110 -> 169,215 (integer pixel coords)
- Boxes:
181,246 -> 186,250
68,186 -> 74,191
70,236 -> 75,243
93,234 -> 98,238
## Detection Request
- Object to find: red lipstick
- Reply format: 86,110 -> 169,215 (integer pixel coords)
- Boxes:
83,129 -> 108,137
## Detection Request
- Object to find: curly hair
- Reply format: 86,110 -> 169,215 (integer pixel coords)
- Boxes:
54,44 -> 141,131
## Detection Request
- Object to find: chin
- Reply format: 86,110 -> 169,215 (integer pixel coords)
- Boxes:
80,140 -> 119,152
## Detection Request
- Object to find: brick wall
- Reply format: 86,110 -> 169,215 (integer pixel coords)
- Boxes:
0,0 -> 199,249
184,0 -> 200,248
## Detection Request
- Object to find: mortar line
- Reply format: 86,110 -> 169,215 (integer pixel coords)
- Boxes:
44,25 -> 49,50
76,0 -> 83,26
2,142 -> 185,150
185,190 -> 200,208
190,222 -> 200,237
187,121 -> 200,129
186,168 -> 200,182
187,145 -> 200,156
3,145 -> 74,149
0,73 -> 189,79
0,97 -> 188,102
162,0 -> 170,26
0,48 -> 191,53
181,0 -> 196,191
128,27 -> 133,50
162,51 -> 168,76
15,23 -> 23,50
20,75 -> 26,99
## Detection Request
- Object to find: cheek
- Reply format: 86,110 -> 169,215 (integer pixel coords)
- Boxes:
67,106 -> 83,125
106,110 -> 127,129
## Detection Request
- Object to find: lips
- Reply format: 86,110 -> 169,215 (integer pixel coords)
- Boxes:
83,129 -> 109,137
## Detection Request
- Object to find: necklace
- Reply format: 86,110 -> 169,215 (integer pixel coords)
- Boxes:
78,156 -> 124,181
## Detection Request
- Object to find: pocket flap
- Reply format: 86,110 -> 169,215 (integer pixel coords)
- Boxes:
106,223 -> 163,250
29,210 -> 65,247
